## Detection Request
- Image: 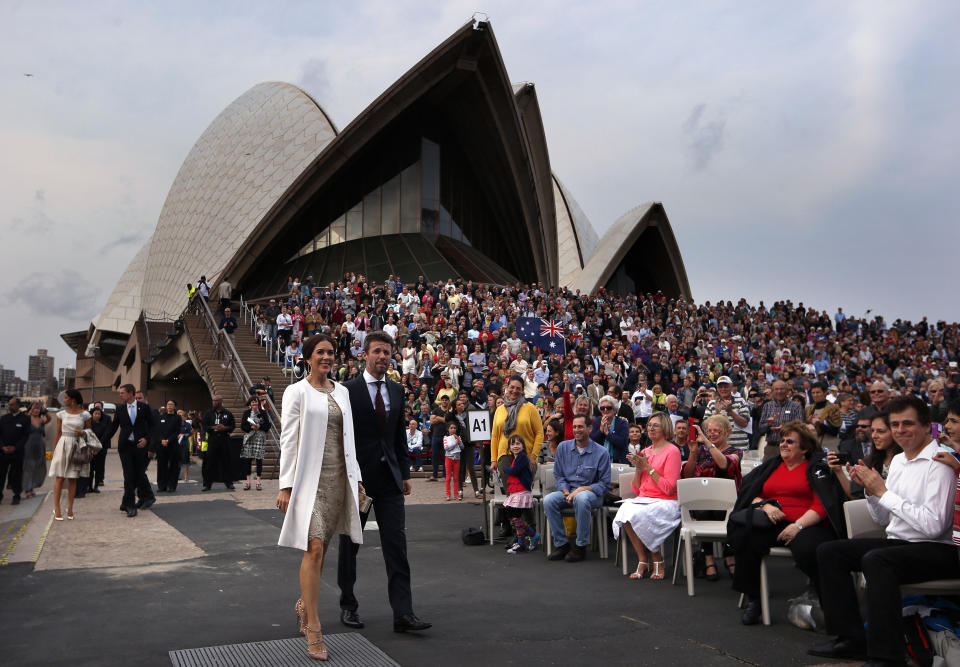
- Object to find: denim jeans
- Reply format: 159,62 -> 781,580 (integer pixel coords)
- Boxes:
544,489 -> 601,548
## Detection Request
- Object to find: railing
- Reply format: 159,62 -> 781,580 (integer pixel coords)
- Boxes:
189,295 -> 282,455
240,300 -> 283,367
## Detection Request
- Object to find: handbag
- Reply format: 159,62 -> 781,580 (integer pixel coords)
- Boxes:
728,499 -> 782,529
70,430 -> 102,465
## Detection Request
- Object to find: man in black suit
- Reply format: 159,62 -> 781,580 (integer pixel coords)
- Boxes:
837,413 -> 874,466
337,331 -> 431,634
107,384 -> 157,517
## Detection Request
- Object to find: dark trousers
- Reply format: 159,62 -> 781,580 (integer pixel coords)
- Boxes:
430,436 -> 444,478
156,444 -> 180,491
818,538 -> 960,662
0,451 -> 23,498
459,443 -> 478,493
118,443 -> 153,508
202,437 -> 231,487
337,486 -> 413,619
242,457 -> 263,477
88,448 -> 107,488
732,520 -> 836,598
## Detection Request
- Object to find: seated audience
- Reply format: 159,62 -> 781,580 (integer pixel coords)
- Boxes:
828,411 -> 901,500
728,421 -> 845,625
591,395 -> 630,463
810,396 -> 960,664
613,412 -> 682,580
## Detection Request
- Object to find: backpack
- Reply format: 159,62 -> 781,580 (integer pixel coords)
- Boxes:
461,527 -> 485,546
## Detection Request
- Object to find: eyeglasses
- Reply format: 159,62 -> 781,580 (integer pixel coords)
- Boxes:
782,438 -> 798,445
599,406 -> 614,411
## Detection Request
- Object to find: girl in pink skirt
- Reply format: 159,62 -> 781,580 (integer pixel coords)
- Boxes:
502,435 -> 540,553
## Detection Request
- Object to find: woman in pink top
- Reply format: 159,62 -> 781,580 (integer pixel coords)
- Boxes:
612,412 -> 682,580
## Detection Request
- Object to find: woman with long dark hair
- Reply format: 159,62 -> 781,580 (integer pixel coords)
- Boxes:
48,389 -> 92,521
277,333 -> 364,661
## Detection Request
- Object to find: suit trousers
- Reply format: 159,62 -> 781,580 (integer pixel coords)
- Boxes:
118,443 -> 153,508
88,448 -> 107,487
731,520 -> 836,598
156,444 -> 180,491
0,451 -> 23,498
338,483 -> 413,619
458,443 -> 478,493
817,538 -> 960,662
202,437 -> 231,487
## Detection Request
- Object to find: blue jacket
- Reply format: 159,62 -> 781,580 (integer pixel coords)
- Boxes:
590,416 -> 629,463
502,451 -> 533,491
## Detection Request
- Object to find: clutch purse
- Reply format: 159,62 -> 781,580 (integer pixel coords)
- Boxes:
357,491 -> 373,514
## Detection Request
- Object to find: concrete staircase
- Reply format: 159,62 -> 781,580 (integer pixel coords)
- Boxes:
183,314 -> 290,479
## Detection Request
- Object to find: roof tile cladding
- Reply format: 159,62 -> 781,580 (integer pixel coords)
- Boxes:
91,234 -> 153,336
139,82 -> 336,320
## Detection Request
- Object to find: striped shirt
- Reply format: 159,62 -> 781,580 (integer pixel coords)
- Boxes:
704,396 -> 751,448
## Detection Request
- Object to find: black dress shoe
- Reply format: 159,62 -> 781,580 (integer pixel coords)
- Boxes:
89,488 -> 100,494
201,486 -> 211,492
225,483 -> 235,490
119,504 -> 128,512
136,498 -> 145,509
393,613 -> 431,633
741,600 -> 762,625
140,497 -> 156,510
862,661 -> 906,667
340,609 -> 364,629
547,543 -> 571,561
126,507 -> 138,518
565,544 -> 586,562
11,495 -> 20,506
807,637 -> 868,660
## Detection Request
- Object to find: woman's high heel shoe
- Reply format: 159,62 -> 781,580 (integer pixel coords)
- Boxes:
295,598 -> 307,634
304,625 -> 328,661
629,561 -> 648,580
650,560 -> 665,580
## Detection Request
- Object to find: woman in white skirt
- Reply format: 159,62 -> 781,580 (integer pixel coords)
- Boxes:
48,389 -> 92,521
613,412 -> 682,580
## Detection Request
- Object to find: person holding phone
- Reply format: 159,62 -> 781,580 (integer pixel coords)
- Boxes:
827,412 -> 901,500
681,416 -> 743,579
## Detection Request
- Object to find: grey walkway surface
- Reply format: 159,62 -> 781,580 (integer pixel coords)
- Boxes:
170,635 -> 399,666
0,453 -> 847,666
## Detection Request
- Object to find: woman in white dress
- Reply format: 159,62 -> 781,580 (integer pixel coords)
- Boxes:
49,389 -> 92,521
401,339 -> 417,384
612,412 -> 682,580
276,334 -> 364,661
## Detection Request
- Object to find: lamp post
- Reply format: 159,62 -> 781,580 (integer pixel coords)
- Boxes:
85,344 -> 100,406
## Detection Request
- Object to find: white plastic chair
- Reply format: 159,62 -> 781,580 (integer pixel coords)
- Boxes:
843,499 -> 960,595
611,472 -> 643,575
672,477 -> 737,595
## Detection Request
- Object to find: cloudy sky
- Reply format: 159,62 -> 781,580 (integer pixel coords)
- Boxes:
1,1 -> 958,379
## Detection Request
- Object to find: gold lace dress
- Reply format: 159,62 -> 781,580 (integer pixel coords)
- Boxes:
308,385 -> 350,543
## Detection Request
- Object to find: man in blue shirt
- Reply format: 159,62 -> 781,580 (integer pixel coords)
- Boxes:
544,414 -> 611,562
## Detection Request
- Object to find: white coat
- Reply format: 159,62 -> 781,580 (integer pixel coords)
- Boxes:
277,379 -> 364,550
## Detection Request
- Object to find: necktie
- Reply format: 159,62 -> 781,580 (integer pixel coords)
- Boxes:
375,381 -> 386,429
128,403 -> 136,440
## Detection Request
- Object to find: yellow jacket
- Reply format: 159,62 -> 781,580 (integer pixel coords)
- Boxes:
491,402 -> 544,462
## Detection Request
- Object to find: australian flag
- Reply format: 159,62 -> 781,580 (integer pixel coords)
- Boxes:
516,317 -> 567,355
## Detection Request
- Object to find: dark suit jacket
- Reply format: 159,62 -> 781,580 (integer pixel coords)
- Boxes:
107,400 -> 157,448
838,438 -> 870,465
344,376 -> 409,495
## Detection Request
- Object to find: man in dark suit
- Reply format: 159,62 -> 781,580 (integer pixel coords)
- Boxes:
837,413 -> 874,465
107,384 -> 157,517
337,331 -> 431,634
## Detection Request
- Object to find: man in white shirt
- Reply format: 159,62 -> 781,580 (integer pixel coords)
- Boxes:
405,419 -> 423,472
809,396 -> 960,665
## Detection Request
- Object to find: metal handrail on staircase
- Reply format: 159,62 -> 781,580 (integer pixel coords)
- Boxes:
189,295 -> 281,456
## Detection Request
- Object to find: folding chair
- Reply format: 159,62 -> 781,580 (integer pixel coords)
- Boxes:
486,470 -> 507,545
672,477 -> 737,595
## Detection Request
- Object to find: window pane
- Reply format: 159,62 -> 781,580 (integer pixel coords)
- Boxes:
345,201 -> 362,241
381,175 -> 400,235
363,188 -> 380,237
316,227 -> 329,249
421,138 -> 440,211
329,215 -> 345,245
400,162 -> 419,234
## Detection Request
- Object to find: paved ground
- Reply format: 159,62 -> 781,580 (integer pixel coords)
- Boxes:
0,450 -> 852,666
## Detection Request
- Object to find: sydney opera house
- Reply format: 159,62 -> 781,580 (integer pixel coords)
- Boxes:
63,18 -> 690,403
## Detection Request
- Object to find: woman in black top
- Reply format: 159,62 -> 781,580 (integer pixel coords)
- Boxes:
154,400 -> 183,492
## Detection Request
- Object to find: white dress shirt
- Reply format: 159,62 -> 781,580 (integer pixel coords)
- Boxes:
867,441 -> 955,544
363,370 -> 390,412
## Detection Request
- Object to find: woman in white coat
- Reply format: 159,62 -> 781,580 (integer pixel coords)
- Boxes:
277,333 -> 364,661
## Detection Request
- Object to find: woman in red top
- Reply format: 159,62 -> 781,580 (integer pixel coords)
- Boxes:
729,421 -> 844,625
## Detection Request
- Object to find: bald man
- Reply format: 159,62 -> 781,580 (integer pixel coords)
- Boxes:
201,395 -> 235,491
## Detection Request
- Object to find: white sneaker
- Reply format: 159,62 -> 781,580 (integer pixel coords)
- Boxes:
506,542 -> 524,555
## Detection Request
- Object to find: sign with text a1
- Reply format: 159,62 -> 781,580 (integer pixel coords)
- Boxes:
467,410 -> 491,442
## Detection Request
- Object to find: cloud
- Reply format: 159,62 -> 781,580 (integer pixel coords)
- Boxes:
6,269 -> 100,319
682,103 -> 725,171
298,59 -> 331,104
99,231 -> 147,254
34,189 -> 44,202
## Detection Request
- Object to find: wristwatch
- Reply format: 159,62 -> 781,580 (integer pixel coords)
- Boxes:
794,522 -> 804,531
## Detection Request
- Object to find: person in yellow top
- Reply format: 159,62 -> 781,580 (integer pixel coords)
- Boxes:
490,375 -> 543,469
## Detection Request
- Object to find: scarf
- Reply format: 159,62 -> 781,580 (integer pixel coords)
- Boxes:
502,395 -> 524,436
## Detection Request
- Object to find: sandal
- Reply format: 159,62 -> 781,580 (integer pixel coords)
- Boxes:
294,598 -> 307,634
650,560 -> 665,580
243,481 -> 251,491
704,562 -> 719,581
304,624 -> 328,661
474,491 -> 482,499
629,561 -> 648,580
67,512 -> 75,521
256,480 -> 262,491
